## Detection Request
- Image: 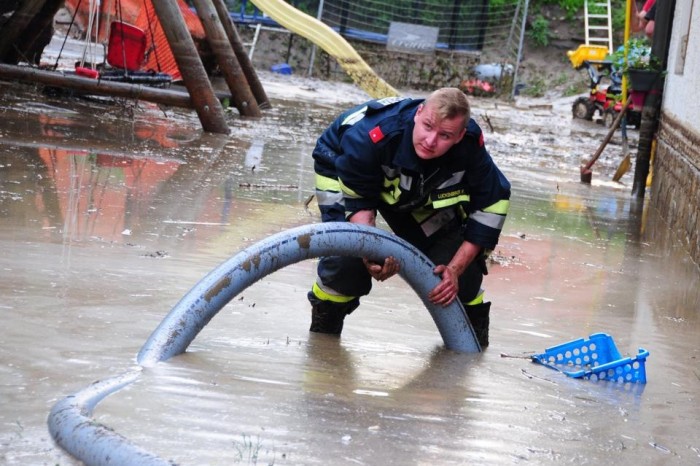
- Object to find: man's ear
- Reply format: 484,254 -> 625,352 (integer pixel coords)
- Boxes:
413,104 -> 424,124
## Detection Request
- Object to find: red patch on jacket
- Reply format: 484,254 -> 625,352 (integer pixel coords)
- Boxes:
369,126 -> 385,143
479,132 -> 485,147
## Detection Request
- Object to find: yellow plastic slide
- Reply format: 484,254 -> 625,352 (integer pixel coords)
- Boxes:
249,0 -> 399,99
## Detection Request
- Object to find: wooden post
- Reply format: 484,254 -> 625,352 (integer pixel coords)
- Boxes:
191,0 -> 261,117
151,0 -> 229,134
211,0 -> 270,109
0,63 -> 195,108
0,0 -> 47,63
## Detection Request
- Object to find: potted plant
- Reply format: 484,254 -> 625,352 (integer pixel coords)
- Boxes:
608,37 -> 663,92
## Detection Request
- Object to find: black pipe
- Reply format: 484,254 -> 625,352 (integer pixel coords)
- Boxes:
476,0 -> 489,50
632,0 -> 675,198
447,0 -> 462,50
339,0 -> 349,35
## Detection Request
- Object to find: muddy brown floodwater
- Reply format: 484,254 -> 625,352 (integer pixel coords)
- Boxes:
1,73 -> 699,465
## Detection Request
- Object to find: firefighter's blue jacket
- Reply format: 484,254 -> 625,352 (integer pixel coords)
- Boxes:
313,96 -> 511,252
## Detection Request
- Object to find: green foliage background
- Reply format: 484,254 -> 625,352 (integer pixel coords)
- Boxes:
529,0 -> 628,44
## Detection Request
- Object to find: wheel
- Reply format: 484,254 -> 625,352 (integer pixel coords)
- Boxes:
603,109 -> 617,128
572,97 -> 595,120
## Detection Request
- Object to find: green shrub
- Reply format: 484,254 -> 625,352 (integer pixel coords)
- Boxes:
523,75 -> 548,97
529,14 -> 550,47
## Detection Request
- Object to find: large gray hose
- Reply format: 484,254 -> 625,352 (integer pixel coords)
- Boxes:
49,223 -> 480,466
138,222 -> 480,366
47,369 -> 175,466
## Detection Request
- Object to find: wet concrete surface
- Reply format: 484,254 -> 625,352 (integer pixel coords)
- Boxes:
1,75 -> 699,465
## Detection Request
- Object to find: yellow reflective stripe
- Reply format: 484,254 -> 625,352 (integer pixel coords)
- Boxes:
312,282 -> 356,303
483,199 -> 509,215
432,194 -> 470,209
338,178 -> 362,199
380,177 -> 401,205
464,291 -> 484,306
315,173 -> 340,192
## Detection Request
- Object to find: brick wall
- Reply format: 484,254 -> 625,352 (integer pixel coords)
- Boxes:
651,111 -> 700,265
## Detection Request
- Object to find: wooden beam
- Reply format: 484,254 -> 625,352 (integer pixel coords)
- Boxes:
0,0 -> 47,63
151,0 -> 229,134
0,63 -> 194,108
211,0 -> 270,109
191,0 -> 260,117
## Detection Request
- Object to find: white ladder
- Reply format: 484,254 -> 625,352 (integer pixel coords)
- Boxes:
584,0 -> 614,53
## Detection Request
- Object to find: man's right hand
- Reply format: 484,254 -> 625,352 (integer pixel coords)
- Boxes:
363,256 -> 400,281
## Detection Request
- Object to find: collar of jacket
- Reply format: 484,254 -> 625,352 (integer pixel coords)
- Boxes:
392,104 -> 423,173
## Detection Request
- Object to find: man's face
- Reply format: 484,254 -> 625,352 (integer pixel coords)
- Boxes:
412,103 -> 466,160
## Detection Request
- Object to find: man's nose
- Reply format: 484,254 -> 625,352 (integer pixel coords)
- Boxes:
425,131 -> 437,146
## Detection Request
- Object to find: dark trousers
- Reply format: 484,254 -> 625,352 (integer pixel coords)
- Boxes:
316,221 -> 484,305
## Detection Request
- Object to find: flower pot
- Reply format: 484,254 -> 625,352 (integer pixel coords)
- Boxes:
627,69 -> 661,92
629,90 -> 647,111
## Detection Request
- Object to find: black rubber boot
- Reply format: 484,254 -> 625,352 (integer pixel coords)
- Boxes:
308,292 -> 359,335
466,302 -> 491,348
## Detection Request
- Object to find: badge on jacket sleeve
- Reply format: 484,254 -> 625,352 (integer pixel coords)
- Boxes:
369,126 -> 385,143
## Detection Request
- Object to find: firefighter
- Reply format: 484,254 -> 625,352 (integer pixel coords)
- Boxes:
308,87 -> 510,348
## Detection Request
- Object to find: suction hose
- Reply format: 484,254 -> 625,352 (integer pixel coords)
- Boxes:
138,222 -> 480,366
49,223 -> 480,466
47,368 -> 175,466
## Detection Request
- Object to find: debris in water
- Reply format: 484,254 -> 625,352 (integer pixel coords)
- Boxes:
481,113 -> 494,132
239,183 -> 298,190
500,352 -> 535,359
521,369 -> 558,384
143,250 -> 168,258
649,442 -> 671,454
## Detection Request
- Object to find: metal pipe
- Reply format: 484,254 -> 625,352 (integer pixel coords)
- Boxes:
307,0 -> 325,77
511,0 -> 530,99
138,222 -> 481,366
632,0 -> 675,197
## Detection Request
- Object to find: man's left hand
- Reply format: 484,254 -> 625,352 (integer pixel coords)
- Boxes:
363,256 -> 400,281
429,265 -> 459,306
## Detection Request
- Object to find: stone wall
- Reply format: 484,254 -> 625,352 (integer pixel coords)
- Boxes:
241,26 -> 480,91
651,111 -> 700,265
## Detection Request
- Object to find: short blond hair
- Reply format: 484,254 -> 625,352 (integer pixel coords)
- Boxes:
424,88 -> 470,126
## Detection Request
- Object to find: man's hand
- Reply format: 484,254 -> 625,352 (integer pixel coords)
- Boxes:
363,256 -> 400,281
428,240 -> 481,306
428,264 -> 460,306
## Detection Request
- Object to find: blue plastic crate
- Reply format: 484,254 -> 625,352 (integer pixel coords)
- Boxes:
271,63 -> 292,75
531,333 -> 649,384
